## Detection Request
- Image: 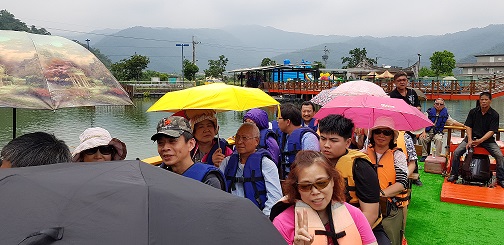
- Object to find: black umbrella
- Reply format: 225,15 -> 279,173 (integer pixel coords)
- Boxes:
0,160 -> 285,244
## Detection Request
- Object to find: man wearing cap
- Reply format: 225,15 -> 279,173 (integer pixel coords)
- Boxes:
151,116 -> 226,190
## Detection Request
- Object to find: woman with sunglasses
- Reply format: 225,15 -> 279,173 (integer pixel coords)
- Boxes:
270,150 -> 377,245
72,127 -> 127,162
365,116 -> 409,245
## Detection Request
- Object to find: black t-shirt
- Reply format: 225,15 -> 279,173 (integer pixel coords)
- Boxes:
352,158 -> 380,204
389,88 -> 421,108
465,106 -> 500,143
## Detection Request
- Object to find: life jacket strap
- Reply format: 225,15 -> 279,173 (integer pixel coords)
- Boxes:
315,230 -> 346,240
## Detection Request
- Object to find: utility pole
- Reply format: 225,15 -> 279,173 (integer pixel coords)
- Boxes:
85,39 -> 90,50
192,36 -> 201,64
322,46 -> 329,66
176,43 -> 190,87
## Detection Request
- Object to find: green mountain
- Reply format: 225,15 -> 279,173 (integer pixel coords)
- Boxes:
86,24 -> 504,73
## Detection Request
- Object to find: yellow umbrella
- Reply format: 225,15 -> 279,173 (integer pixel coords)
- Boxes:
147,83 -> 279,112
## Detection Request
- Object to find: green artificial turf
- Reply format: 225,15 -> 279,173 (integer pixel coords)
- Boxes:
405,162 -> 504,245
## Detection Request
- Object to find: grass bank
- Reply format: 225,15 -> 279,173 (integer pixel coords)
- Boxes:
405,163 -> 504,244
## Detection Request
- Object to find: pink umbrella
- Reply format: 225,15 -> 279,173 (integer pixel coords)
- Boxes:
314,95 -> 433,131
330,80 -> 387,97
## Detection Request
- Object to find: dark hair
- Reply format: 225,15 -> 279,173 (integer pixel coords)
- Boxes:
393,71 -> 408,81
369,128 -> 397,149
1,132 -> 71,168
283,150 -> 345,204
318,114 -> 354,140
301,101 -> 316,111
480,91 -> 492,100
280,103 -> 302,126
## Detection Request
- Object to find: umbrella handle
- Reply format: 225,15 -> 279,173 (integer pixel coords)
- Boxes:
18,227 -> 64,244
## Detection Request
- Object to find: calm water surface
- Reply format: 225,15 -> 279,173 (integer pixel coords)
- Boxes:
1,97 -> 503,160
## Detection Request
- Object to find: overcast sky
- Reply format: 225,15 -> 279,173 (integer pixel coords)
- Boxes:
4,0 -> 504,37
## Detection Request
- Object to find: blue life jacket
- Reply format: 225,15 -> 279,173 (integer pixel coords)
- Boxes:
270,120 -> 284,146
281,127 -> 319,167
159,162 -> 226,191
224,149 -> 271,210
425,107 -> 448,134
302,118 -> 318,132
259,128 -> 277,149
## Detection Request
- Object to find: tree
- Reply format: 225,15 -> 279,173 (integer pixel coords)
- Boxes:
0,10 -> 50,35
260,57 -> 276,66
419,67 -> 435,77
204,55 -> 228,78
183,59 -> 199,81
430,50 -> 456,77
110,54 -> 149,81
312,61 -> 325,69
141,70 -> 170,81
341,48 -> 376,69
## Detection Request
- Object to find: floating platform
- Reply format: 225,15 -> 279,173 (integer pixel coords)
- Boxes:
440,180 -> 504,209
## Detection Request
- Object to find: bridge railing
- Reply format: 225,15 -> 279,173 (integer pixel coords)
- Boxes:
264,77 -> 504,98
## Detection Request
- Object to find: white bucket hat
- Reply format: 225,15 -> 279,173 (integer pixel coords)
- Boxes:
72,127 -> 127,162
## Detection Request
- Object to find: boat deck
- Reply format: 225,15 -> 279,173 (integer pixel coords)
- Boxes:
440,180 -> 504,209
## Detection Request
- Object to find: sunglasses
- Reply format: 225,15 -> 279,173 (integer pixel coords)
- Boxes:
373,129 -> 394,136
296,177 -> 332,192
83,145 -> 114,155
435,103 -> 445,106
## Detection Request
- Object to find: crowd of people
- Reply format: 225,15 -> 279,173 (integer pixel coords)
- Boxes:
1,73 -> 503,244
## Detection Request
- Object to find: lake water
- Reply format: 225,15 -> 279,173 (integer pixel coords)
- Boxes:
1,97 -> 504,160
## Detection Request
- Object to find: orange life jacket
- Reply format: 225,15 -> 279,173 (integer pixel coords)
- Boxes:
336,149 -> 382,229
366,147 -> 409,208
295,201 -> 363,245
335,150 -> 371,205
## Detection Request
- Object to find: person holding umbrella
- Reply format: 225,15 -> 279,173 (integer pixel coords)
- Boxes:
72,127 -> 127,162
270,150 -> 377,245
152,116 -> 226,190
364,116 -> 409,245
185,110 -> 233,167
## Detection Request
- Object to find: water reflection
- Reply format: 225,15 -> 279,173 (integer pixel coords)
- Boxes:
1,97 -> 503,160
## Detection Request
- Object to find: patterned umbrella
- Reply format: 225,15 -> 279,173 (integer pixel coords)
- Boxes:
310,87 -> 337,106
0,30 -> 133,138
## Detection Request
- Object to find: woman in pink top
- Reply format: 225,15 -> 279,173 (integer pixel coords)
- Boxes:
270,150 -> 377,245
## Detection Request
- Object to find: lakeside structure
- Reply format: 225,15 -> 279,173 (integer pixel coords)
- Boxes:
227,58 -> 504,101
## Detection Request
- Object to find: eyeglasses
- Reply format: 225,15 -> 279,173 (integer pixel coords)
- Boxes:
83,145 -> 114,155
395,78 -> 408,82
434,103 -> 445,106
277,117 -> 284,120
296,177 -> 332,192
373,129 -> 394,136
235,135 -> 258,142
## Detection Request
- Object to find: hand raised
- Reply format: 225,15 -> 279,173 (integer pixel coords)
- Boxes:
295,208 -> 314,245
212,148 -> 225,167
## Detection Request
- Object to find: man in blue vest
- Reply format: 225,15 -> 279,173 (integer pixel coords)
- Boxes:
277,103 -> 320,178
151,116 -> 226,190
219,122 -> 282,216
301,101 -> 318,132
